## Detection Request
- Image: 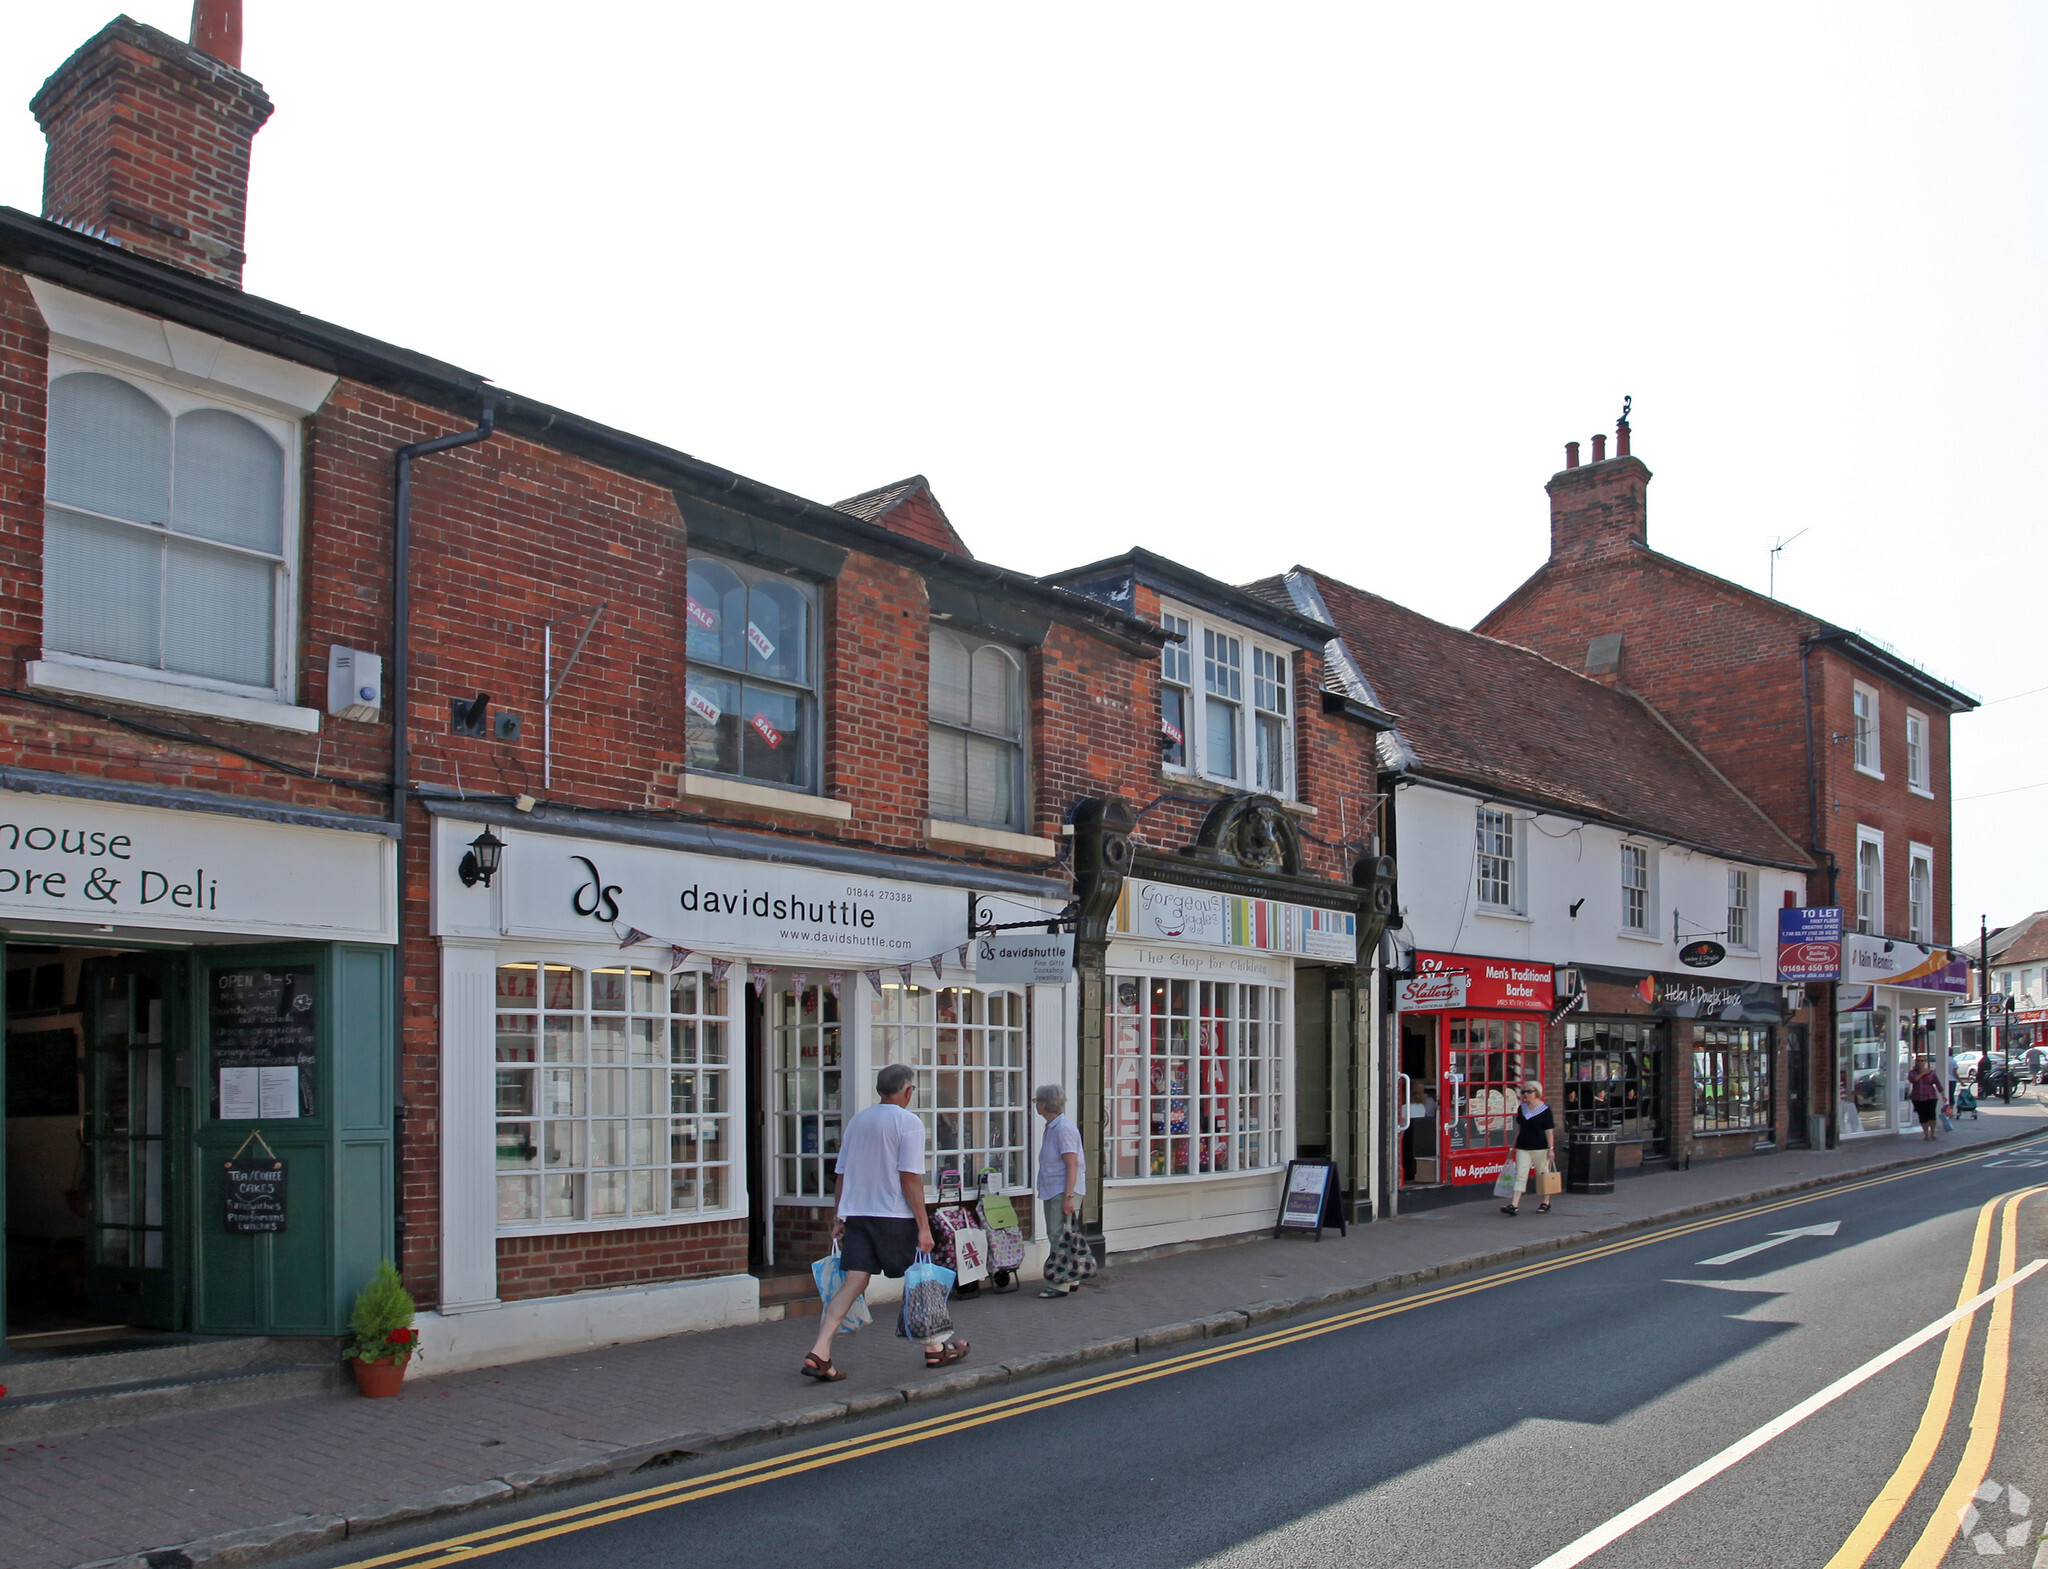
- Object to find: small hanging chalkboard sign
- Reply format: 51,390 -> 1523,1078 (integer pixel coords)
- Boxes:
1273,1159 -> 1347,1240
223,1131 -> 287,1234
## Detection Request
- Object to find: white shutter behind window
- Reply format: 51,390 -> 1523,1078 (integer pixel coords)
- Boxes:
964,733 -> 1014,825
930,629 -> 971,727
929,727 -> 966,819
163,538 -> 274,685
44,512 -> 160,667
46,373 -> 170,525
968,645 -> 1017,737
171,408 -> 282,551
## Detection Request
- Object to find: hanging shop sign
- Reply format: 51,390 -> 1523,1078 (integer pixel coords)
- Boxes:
0,788 -> 395,942
1679,940 -> 1727,969
1399,951 -> 1554,1012
1110,878 -> 1355,961
1776,906 -> 1843,982
974,932 -> 1074,985
222,1141 -> 288,1234
1842,935 -> 1969,994
210,967 -> 317,1120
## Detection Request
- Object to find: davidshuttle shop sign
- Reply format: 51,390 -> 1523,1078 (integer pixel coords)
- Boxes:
1399,951 -> 1555,1012
0,789 -> 395,942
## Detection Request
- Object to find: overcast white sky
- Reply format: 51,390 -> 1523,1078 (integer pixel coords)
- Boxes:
5,3 -> 2043,938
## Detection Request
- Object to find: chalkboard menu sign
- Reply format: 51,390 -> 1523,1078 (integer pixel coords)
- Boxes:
1272,1159 -> 1347,1241
223,1155 -> 288,1233
210,968 -> 317,1120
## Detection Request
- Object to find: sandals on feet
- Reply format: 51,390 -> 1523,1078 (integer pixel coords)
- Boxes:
1538,1202 -> 1552,1213
1500,1205 -> 1519,1216
924,1339 -> 970,1368
1038,1286 -> 1072,1299
800,1353 -> 845,1383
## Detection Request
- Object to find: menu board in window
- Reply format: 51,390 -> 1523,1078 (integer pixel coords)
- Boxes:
210,968 -> 317,1119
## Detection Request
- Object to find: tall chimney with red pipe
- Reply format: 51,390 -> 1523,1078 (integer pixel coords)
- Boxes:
1546,419 -> 1651,565
31,5 -> 270,287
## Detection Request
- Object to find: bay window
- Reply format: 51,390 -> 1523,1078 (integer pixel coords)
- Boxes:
1158,602 -> 1295,797
685,554 -> 818,791
928,628 -> 1026,831
1107,972 -> 1287,1179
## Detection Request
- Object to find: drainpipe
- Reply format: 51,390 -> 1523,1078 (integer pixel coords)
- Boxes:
389,399 -> 498,1264
1799,636 -> 1842,1147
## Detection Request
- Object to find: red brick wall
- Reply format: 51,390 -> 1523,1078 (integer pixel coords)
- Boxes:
496,1220 -> 747,1302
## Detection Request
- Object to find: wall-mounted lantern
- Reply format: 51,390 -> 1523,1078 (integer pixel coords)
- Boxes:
459,828 -> 505,889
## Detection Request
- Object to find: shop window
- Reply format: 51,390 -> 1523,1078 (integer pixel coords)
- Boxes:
493,963 -> 734,1227
1852,684 -> 1880,776
1856,831 -> 1883,935
685,553 -> 818,791
870,984 -> 1029,1190
1563,1019 -> 1665,1153
1475,807 -> 1518,912
928,628 -> 1026,832
1908,846 -> 1932,944
1906,709 -> 1930,793
1157,600 -> 1295,797
1621,843 -> 1650,932
42,369 -> 294,699
1108,973 -> 1287,1178
771,976 -> 843,1199
1726,867 -> 1752,950
1693,1025 -> 1773,1135
1444,1017 -> 1541,1158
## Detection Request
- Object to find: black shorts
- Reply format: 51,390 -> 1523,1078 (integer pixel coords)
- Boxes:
839,1215 -> 919,1278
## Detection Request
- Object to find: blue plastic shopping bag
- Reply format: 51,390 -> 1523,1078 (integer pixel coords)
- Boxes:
896,1251 -> 956,1341
812,1245 -> 870,1334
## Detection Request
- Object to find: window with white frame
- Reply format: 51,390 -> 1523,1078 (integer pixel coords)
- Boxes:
1906,710 -> 1930,793
1856,831 -> 1883,935
870,983 -> 1029,1190
1475,807 -> 1517,911
1107,972 -> 1286,1178
41,367 -> 297,699
1852,684 -> 1880,775
1621,843 -> 1651,931
1908,845 -> 1933,944
494,963 -> 736,1228
685,554 -> 818,791
1727,867 -> 1752,949
1157,603 -> 1295,796
928,627 -> 1026,831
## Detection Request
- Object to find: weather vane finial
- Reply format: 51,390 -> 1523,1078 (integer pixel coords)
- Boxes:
1620,394 -> 1632,426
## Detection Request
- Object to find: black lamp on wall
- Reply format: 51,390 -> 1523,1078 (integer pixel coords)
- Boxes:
459,828 -> 505,888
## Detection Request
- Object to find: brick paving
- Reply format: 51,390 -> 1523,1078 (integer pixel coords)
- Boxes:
4,1103 -> 2044,1569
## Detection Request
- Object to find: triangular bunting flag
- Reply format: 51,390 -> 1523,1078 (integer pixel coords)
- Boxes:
709,957 -> 733,985
617,926 -> 651,948
669,946 -> 693,970
897,964 -> 914,988
930,951 -> 945,982
957,943 -> 969,969
790,971 -> 809,996
866,969 -> 885,995
751,969 -> 769,997
828,973 -> 843,1002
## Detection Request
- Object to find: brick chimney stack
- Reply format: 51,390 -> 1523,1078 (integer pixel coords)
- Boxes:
1546,424 -> 1651,566
31,6 -> 272,288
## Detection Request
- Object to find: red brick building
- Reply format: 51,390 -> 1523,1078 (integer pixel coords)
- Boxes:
1477,421 -> 1977,1145
0,9 -> 1387,1373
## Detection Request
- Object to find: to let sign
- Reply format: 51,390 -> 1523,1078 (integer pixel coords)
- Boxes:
1777,907 -> 1843,982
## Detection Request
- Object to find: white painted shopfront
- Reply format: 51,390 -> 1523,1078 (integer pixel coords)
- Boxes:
424,810 -> 1070,1372
1835,934 -> 1967,1136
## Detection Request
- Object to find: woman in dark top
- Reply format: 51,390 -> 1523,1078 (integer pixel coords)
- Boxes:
1502,1081 -> 1558,1217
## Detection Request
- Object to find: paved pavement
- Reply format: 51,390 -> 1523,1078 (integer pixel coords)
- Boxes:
5,1103 -> 2045,1569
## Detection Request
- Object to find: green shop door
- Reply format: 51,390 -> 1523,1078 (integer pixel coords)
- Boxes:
82,956 -> 186,1330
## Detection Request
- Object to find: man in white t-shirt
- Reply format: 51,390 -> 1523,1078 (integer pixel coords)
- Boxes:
803,1064 -> 966,1381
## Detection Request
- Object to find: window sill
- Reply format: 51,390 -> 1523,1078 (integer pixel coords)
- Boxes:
1854,765 -> 1886,782
27,659 -> 321,733
1157,772 -> 1315,817
497,1207 -> 745,1238
1474,906 -> 1531,924
681,772 -> 852,820
1909,784 -> 1936,800
1104,1165 -> 1284,1188
1616,929 -> 1663,945
925,818 -> 1058,857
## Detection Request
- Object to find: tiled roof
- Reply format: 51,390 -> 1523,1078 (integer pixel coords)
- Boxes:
834,476 -> 972,557
1269,569 -> 1813,868
1992,913 -> 2048,966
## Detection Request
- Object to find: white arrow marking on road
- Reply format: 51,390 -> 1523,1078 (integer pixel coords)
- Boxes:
1696,1220 -> 1841,1267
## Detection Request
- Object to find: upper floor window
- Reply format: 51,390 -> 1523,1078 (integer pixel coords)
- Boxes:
1727,867 -> 1752,949
685,554 -> 817,791
1159,602 -> 1294,796
42,369 -> 293,697
1852,684 -> 1881,776
1908,845 -> 1932,944
1621,843 -> 1651,932
1906,710 -> 1931,794
1856,831 -> 1883,935
1475,807 -> 1517,911
929,628 -> 1026,831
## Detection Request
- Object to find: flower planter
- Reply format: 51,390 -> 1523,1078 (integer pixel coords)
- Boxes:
350,1355 -> 409,1397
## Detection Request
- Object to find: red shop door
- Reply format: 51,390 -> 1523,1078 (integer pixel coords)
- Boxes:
1441,1014 -> 1544,1185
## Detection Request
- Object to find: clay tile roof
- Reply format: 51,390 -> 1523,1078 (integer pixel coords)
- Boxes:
1296,567 -> 1812,868
834,476 -> 972,557
1993,915 -> 2048,966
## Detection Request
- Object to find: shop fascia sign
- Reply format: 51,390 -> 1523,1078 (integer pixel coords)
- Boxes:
1842,934 -> 1969,994
0,788 -> 395,942
444,823 -> 988,966
1641,975 -> 1788,1022
1399,950 -> 1555,1012
1111,876 -> 1356,961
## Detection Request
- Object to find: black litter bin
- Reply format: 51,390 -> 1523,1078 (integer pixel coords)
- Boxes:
1566,1129 -> 1617,1194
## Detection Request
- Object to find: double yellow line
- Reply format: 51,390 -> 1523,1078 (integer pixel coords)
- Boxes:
338,1141 -> 2045,1569
1824,1183 -> 2043,1569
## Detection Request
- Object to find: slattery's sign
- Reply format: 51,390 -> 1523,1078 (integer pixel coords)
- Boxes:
1398,951 -> 1554,1012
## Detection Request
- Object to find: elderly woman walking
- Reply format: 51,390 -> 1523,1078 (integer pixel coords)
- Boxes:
1033,1084 -> 1084,1297
1501,1080 -> 1558,1217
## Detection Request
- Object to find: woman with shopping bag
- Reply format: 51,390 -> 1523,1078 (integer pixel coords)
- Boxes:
1501,1080 -> 1558,1217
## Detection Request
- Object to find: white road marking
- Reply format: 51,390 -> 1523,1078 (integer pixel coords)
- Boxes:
1697,1221 -> 1841,1267
1527,1259 -> 2048,1569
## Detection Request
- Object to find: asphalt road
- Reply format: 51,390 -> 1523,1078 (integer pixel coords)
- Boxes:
304,1138 -> 2048,1569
